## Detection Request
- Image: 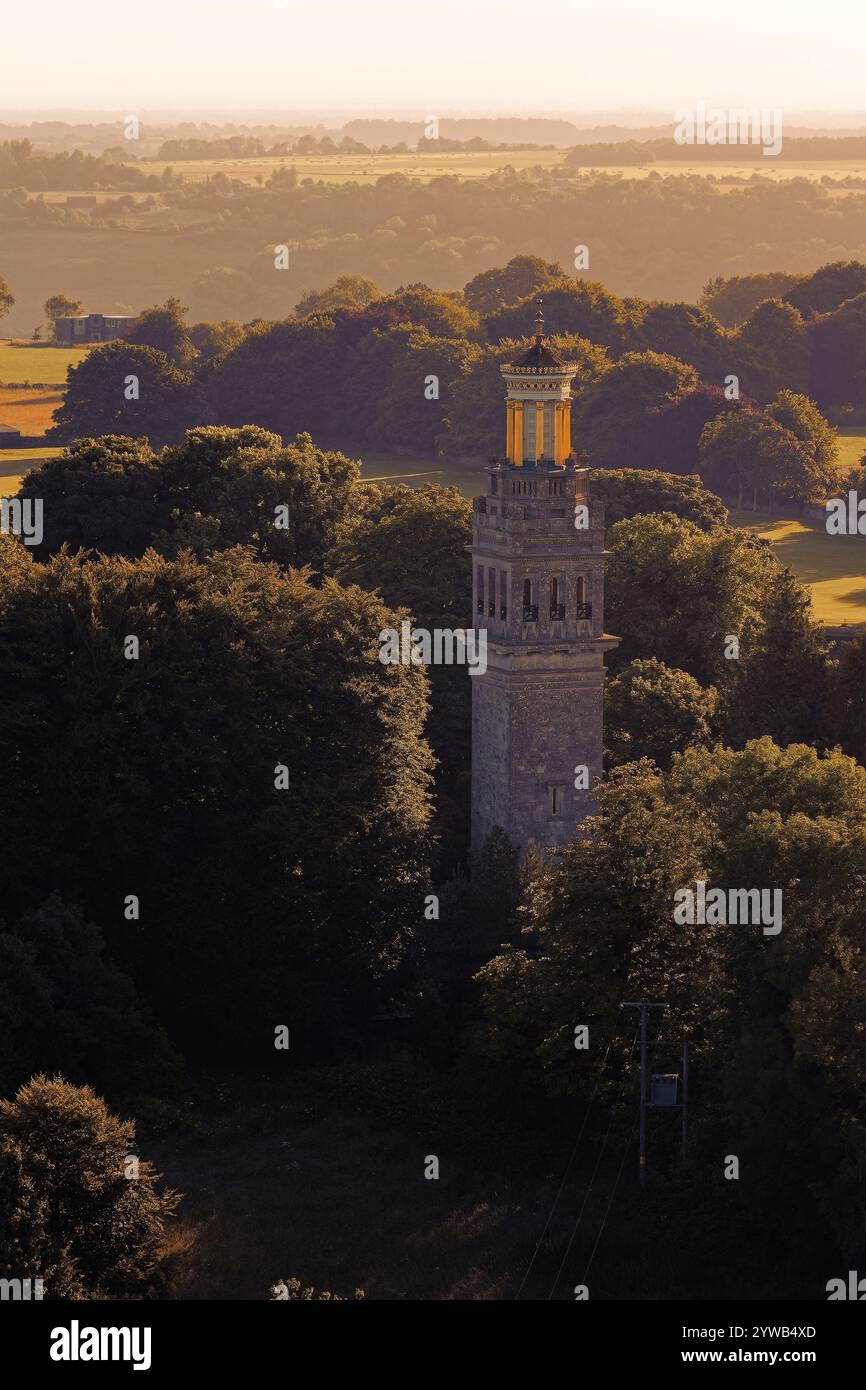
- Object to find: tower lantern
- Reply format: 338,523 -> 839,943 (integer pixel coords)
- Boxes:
502,302 -> 576,468
470,315 -> 620,855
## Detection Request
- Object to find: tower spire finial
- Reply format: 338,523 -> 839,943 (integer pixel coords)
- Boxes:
534,299 -> 544,342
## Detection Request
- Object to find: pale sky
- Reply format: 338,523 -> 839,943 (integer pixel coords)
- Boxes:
1,0 -> 864,114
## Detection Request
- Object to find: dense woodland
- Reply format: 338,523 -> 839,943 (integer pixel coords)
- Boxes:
4,158 -> 866,325
21,256 -> 866,514
3,219 -> 866,1296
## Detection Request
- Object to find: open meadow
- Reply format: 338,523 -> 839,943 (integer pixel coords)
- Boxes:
730,510 -> 866,626
131,150 -> 866,188
0,341 -> 89,384
0,342 -> 85,481
835,425 -> 866,473
0,447 -> 62,497
0,385 -> 63,437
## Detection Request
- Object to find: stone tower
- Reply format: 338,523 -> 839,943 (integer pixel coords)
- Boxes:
470,305 -> 619,855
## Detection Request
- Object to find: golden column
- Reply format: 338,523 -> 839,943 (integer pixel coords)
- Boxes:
513,401 -> 523,465
535,400 -> 544,462
563,398 -> 572,458
506,400 -> 515,462
554,402 -> 564,463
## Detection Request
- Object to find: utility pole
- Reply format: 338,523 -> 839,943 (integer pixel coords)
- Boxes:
621,1001 -> 665,1188
682,1038 -> 689,1156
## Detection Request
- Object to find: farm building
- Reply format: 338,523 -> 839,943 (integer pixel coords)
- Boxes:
54,313 -> 137,343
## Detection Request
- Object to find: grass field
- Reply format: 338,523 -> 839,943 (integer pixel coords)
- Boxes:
730,510 -> 866,625
136,149 -> 566,186
0,342 -> 88,385
360,452 -> 483,494
0,385 -> 63,436
0,447 -> 62,497
129,151 -> 866,189
834,426 -> 866,474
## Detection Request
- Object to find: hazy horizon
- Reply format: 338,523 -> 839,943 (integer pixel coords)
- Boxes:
3,0 -> 865,112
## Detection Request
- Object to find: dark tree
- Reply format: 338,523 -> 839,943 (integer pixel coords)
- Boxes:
0,1076 -> 179,1299
0,541 -> 433,1055
126,297 -> 196,369
48,342 -> 196,447
605,658 -> 718,769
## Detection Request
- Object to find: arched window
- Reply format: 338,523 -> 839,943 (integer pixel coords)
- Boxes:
576,575 -> 592,620
522,578 -> 537,622
550,576 -> 564,620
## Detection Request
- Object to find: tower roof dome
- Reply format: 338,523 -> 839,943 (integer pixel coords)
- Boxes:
516,339 -> 566,369
503,299 -> 573,376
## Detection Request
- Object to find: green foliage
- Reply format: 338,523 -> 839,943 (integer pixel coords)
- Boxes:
784,259 -> 866,316
0,895 -> 183,1102
19,435 -> 167,557
591,468 -> 728,530
295,274 -> 381,316
484,280 -> 638,354
0,545 -> 433,1056
701,271 -> 806,328
48,342 -> 196,447
328,481 -> 473,871
126,297 -> 196,370
605,658 -> 718,769
327,481 -> 471,627
474,739 -> 866,1257
605,512 -> 829,745
829,633 -> 866,766
718,563 -> 830,748
0,273 -> 14,322
698,392 -> 837,508
463,255 -> 566,315
357,284 -> 479,338
21,426 -> 362,572
766,389 -> 838,473
735,299 -> 810,400
156,426 -> 361,570
44,293 -> 82,330
341,325 -> 480,454
208,315 -> 347,441
575,351 -> 699,470
637,300 -> 728,378
0,1075 -> 180,1298
807,291 -> 866,412
188,319 -> 246,366
640,385 -> 740,476
419,828 -> 526,1053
